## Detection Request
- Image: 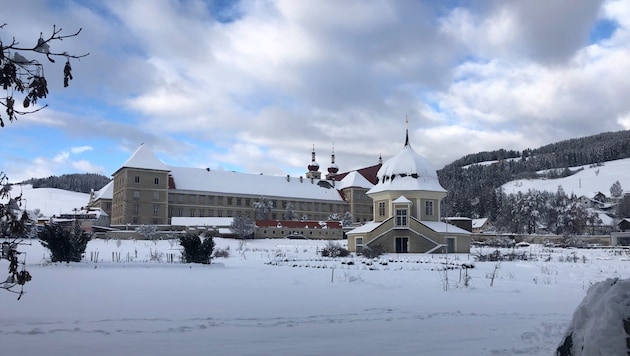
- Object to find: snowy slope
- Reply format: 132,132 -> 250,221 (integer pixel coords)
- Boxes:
4,184 -> 90,218
501,158 -> 630,197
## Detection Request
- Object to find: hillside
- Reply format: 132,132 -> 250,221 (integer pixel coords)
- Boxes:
438,130 -> 630,219
502,158 -> 630,198
19,173 -> 111,194
6,184 -> 90,218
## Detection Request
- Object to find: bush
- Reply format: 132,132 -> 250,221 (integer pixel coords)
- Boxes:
179,234 -> 214,264
361,244 -> 384,259
321,241 -> 349,258
39,223 -> 91,262
213,246 -> 230,258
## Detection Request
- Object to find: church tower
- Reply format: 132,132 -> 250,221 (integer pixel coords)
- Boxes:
305,145 -> 321,180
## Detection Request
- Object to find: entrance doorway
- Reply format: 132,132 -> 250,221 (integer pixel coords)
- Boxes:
395,237 -> 408,253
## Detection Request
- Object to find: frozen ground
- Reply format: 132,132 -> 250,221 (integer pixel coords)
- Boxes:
1,238 -> 628,355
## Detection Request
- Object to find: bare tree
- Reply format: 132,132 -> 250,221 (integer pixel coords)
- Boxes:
0,21 -> 87,299
1,22 -> 88,127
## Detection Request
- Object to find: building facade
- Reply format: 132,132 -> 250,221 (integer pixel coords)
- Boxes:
347,129 -> 471,253
90,144 -> 351,229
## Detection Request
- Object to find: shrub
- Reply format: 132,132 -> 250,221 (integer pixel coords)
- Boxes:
320,241 -> 350,258
361,244 -> 384,259
214,246 -> 230,258
39,223 -> 91,262
179,234 -> 214,264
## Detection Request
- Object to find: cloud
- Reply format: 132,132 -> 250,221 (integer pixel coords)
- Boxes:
2,0 -> 630,183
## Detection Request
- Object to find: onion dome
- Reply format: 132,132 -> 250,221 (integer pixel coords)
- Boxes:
307,144 -> 320,172
367,126 -> 445,194
327,146 -> 339,174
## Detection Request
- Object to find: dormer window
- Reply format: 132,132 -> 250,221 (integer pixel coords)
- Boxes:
395,208 -> 408,226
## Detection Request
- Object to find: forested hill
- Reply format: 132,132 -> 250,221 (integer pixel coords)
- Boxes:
19,173 -> 111,194
438,130 -> 630,219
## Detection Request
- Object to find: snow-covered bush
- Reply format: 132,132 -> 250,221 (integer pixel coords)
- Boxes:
557,278 -> 630,355
361,244 -> 384,259
39,222 -> 91,262
320,241 -> 349,258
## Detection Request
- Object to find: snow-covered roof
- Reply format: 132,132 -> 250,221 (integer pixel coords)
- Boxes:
93,180 -> 113,200
336,171 -> 374,190
347,219 -> 470,235
346,221 -> 381,234
112,145 -> 344,202
393,196 -> 412,204
169,167 -> 344,201
420,220 -> 471,235
115,144 -> 170,174
367,141 -> 446,194
171,217 -> 234,227
472,218 -> 489,229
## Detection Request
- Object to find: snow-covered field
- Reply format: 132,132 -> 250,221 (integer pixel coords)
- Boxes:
1,237 -> 628,355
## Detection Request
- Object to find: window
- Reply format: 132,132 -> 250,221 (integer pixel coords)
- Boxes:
189,195 -> 196,203
154,177 -> 159,185
378,202 -> 385,216
133,191 -> 140,199
177,208 -> 183,217
178,195 -> 184,203
245,199 -> 250,206
153,205 -> 159,215
189,209 -> 195,217
395,208 -> 408,226
236,198 -> 242,206
133,205 -> 139,214
356,237 -> 363,253
152,218 -> 159,225
153,191 -> 159,200
209,196 -> 214,204
425,201 -> 434,216
227,197 -> 233,205
134,176 -> 140,184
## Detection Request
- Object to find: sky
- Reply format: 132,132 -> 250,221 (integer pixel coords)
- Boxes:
2,0 -> 630,183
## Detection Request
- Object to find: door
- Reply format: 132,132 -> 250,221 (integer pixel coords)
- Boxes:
395,237 -> 408,253
447,238 -> 455,253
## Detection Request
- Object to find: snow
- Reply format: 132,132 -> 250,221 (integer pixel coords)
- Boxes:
336,171 -> 373,189
3,184 -> 90,218
369,143 -> 446,194
2,239 -> 628,355
559,277 -> 630,355
169,166 -> 344,201
501,158 -> 630,197
118,144 -> 170,173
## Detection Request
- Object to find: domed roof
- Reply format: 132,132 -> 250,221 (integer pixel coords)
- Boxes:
367,133 -> 445,194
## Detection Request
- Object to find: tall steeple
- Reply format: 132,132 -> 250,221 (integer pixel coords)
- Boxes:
404,115 -> 409,147
326,143 -> 339,180
306,144 -> 321,180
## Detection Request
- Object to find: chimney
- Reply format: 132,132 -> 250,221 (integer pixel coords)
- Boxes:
287,175 -> 290,182
300,176 -> 303,183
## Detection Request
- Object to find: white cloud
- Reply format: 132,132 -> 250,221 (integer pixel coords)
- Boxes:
2,0 -> 630,182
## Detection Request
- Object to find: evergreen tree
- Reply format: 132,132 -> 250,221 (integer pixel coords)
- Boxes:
230,215 -> 255,239
610,181 -> 623,199
39,222 -> 91,262
179,234 -> 214,264
283,203 -> 297,220
342,211 -> 353,227
253,197 -> 273,220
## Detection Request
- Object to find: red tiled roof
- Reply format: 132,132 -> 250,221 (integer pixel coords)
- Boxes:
256,220 -> 342,229
334,163 -> 381,185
